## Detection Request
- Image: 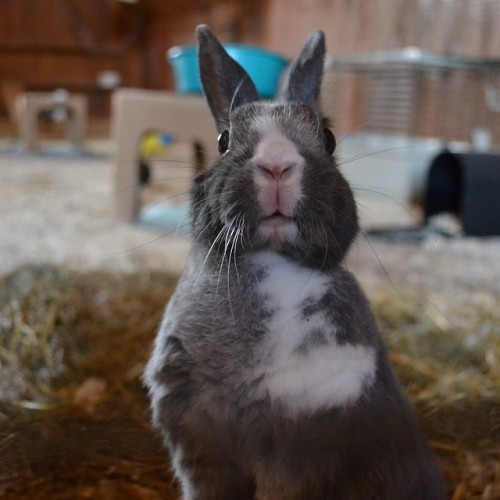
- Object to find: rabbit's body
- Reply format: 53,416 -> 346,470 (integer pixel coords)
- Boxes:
148,249 -> 377,418
145,26 -> 446,500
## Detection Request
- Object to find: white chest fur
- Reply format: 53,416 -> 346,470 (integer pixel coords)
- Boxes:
251,252 -> 376,416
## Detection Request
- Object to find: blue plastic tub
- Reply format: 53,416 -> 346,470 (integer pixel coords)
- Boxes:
167,44 -> 289,98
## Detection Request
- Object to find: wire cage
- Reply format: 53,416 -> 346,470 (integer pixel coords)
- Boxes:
323,49 -> 500,146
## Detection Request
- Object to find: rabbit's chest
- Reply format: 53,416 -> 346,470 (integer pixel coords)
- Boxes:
250,252 -> 376,415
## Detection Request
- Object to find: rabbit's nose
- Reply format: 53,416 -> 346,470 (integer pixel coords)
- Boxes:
251,130 -> 304,182
256,163 -> 294,181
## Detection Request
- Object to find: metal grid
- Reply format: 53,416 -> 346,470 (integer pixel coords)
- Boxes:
324,49 -> 500,145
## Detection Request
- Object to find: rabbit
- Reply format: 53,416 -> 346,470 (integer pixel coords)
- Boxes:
144,25 -> 446,500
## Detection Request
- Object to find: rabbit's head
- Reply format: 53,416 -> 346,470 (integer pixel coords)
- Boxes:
191,25 -> 358,270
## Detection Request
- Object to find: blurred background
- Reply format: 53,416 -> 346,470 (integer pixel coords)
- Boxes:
1,2 -> 499,499
1,0 -> 499,141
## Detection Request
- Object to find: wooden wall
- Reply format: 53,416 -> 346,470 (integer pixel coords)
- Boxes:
0,0 -> 266,119
262,0 -> 500,59
1,0 -> 499,141
141,0 -> 266,91
0,0 -> 148,117
2,0 -> 499,97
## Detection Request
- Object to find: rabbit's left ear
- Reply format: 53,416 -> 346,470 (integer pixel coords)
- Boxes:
278,30 -> 325,108
197,25 -> 259,132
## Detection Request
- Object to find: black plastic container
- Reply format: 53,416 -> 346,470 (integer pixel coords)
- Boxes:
424,150 -> 500,236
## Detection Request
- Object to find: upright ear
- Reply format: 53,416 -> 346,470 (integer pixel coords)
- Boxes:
278,30 -> 325,108
196,25 -> 259,132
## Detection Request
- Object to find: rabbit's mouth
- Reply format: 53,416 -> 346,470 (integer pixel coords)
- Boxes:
258,212 -> 298,246
261,212 -> 294,229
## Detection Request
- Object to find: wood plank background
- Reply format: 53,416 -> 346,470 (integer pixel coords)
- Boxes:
1,0 -> 499,141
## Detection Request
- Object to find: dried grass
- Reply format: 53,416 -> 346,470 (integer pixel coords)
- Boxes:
374,290 -> 500,499
0,265 -> 498,499
0,265 -> 178,499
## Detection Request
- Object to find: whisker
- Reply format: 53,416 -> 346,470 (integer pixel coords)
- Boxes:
229,76 -> 250,115
318,217 -> 331,272
194,224 -> 228,287
352,187 -> 415,222
101,229 -> 181,256
232,221 -> 242,285
358,230 -> 401,297
138,193 -> 191,217
337,145 -> 423,168
225,223 -> 239,318
334,120 -> 372,147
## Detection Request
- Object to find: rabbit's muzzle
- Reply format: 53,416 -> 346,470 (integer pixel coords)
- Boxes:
251,125 -> 305,245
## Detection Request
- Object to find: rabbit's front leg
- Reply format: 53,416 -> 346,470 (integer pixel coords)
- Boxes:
172,448 -> 255,500
148,335 -> 256,500
254,469 -> 307,500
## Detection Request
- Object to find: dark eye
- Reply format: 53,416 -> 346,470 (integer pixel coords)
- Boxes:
218,129 -> 230,155
323,128 -> 336,155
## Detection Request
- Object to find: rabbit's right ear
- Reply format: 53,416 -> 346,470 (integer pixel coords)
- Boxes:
196,25 -> 259,132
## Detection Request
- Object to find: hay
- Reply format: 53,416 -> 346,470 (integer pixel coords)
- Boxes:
0,265 -> 498,499
374,289 -> 500,499
0,265 -> 179,499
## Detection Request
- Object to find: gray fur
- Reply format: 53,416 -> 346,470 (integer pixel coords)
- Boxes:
144,26 -> 446,499
278,30 -> 325,109
196,25 -> 259,132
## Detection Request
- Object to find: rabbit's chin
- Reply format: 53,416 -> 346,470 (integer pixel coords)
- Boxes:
258,217 -> 298,247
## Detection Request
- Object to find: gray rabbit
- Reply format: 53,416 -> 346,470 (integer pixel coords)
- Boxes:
144,25 -> 446,500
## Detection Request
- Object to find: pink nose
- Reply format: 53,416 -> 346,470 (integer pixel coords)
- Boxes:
257,163 -> 293,181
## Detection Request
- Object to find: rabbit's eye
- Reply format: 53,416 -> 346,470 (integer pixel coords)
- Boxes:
218,129 -> 230,155
323,128 -> 336,155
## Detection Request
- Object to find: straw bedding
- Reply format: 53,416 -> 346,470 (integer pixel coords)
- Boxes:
1,128 -> 499,499
0,264 -> 498,499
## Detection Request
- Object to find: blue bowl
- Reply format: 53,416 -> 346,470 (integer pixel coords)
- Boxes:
167,44 -> 289,99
